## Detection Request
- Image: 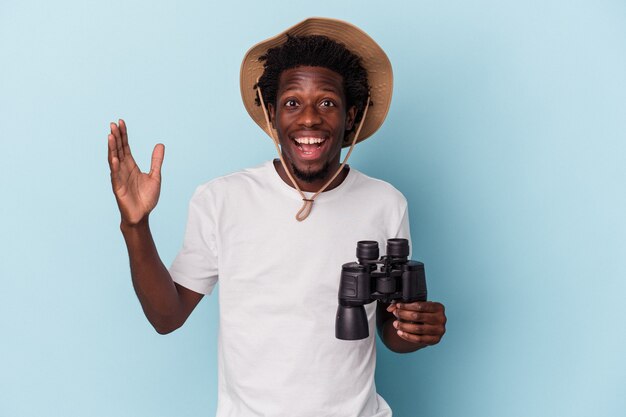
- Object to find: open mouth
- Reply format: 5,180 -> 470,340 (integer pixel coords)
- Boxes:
291,136 -> 328,158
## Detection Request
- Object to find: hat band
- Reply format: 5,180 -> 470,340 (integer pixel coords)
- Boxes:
256,84 -> 370,221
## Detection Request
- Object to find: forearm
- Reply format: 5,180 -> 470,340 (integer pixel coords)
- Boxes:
121,217 -> 181,333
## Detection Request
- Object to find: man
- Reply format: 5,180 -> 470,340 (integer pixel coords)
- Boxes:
108,18 -> 446,417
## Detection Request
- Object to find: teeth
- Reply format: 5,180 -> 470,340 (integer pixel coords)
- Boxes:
294,137 -> 325,145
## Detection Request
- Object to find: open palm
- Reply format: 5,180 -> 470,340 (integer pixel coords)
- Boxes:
107,119 -> 164,225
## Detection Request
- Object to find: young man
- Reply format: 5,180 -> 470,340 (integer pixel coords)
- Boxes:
108,18 -> 446,417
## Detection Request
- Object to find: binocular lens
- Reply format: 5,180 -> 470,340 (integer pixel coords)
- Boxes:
356,241 -> 379,261
386,238 -> 409,258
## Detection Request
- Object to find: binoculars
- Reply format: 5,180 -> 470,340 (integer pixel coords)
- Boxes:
335,238 -> 427,340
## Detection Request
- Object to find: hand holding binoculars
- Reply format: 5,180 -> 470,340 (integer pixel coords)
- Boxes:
335,239 -> 427,340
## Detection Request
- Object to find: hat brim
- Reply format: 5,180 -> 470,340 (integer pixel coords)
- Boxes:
240,17 -> 393,147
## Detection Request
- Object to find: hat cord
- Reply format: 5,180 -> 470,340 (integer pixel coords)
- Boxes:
256,84 -> 370,221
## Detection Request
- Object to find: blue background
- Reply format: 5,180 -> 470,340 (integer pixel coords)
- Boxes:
1,1 -> 625,416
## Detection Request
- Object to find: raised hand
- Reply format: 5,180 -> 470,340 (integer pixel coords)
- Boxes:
107,119 -> 165,226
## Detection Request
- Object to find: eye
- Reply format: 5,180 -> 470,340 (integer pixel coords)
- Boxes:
320,99 -> 336,107
284,99 -> 298,107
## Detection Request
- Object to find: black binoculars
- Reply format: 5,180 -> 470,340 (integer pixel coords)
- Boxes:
335,238 -> 427,340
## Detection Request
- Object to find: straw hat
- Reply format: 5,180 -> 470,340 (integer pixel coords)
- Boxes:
240,17 -> 393,147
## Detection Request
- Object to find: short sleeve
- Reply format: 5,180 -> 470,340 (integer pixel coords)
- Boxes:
169,184 -> 219,295
394,202 -> 412,257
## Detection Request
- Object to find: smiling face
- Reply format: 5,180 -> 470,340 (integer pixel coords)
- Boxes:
268,66 -> 357,190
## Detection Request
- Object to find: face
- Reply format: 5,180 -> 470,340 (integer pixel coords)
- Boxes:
268,66 -> 356,185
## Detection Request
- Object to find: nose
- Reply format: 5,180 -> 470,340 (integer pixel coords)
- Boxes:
299,103 -> 322,127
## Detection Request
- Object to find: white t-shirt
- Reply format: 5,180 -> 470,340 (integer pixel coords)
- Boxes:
170,160 -> 410,417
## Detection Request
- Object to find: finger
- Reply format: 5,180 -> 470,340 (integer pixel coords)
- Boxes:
107,133 -> 125,196
118,118 -> 132,157
395,309 -> 446,325
107,134 -> 118,167
394,320 -> 445,337
395,308 -> 424,322
149,143 -> 165,180
396,301 -> 444,313
110,122 -> 124,162
110,154 -> 122,188
386,302 -> 397,313
396,330 -> 441,346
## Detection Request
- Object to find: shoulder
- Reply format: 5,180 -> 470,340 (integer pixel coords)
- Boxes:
191,161 -> 272,199
348,168 -> 408,208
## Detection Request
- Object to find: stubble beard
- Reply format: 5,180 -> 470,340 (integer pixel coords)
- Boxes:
291,161 -> 331,183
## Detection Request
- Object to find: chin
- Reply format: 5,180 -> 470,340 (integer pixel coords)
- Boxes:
292,161 -> 331,183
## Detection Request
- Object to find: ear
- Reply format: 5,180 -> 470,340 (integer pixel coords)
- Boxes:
345,105 -> 357,130
267,103 -> 276,129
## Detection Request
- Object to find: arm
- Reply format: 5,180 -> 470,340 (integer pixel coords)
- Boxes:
377,300 -> 446,353
121,219 -> 203,334
108,119 -> 203,334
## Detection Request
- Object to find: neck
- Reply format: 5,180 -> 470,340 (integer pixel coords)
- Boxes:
273,159 -> 349,192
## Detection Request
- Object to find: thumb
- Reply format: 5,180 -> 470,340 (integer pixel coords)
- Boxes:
149,143 -> 165,179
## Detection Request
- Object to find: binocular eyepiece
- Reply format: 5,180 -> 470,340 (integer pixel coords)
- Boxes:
335,239 -> 427,340
356,238 -> 410,262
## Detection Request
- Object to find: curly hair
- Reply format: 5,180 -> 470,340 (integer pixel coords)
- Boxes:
254,34 -> 371,135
